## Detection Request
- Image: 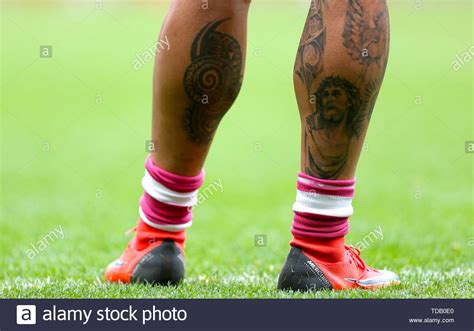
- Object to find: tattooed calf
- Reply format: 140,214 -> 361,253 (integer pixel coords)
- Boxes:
305,76 -> 363,179
183,19 -> 243,145
295,0 -> 327,93
343,0 -> 388,83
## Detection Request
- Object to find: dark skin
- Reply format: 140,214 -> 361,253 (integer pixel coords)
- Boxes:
150,0 -> 389,182
305,82 -> 353,179
296,0 -> 390,179
321,86 -> 350,126
151,0 -> 250,176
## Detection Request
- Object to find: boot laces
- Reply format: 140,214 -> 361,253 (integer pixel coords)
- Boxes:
125,226 -> 137,236
344,245 -> 367,271
124,226 -> 137,248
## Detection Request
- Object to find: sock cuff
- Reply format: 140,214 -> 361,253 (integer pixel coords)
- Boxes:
139,207 -> 192,232
145,156 -> 204,193
297,172 -> 355,197
298,172 -> 355,186
293,173 -> 356,218
140,156 -> 204,232
143,156 -> 204,207
292,172 -> 355,240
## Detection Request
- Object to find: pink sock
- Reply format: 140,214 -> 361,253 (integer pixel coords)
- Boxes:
291,172 -> 355,240
139,156 -> 204,232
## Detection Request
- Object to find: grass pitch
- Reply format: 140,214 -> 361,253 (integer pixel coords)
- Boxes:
1,0 -> 472,298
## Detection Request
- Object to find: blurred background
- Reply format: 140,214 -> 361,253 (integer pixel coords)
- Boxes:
1,0 -> 472,298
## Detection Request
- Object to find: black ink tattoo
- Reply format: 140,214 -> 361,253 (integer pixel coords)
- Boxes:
295,0 -> 327,93
308,76 -> 362,137
183,19 -> 242,145
304,76 -> 362,179
343,0 -> 388,83
362,80 -> 380,121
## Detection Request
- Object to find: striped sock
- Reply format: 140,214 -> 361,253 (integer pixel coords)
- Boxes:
290,172 -> 355,261
134,156 -> 204,250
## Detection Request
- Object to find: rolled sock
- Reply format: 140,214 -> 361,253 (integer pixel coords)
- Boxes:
291,172 -> 355,240
139,156 -> 204,233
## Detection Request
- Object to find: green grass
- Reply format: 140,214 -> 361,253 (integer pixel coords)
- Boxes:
1,1 -> 472,299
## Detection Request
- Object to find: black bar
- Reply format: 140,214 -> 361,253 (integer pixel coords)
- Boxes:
1,299 -> 472,331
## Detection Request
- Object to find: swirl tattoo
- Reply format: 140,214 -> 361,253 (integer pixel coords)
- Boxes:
183,19 -> 243,145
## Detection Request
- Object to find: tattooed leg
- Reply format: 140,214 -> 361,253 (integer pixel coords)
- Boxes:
277,0 -> 399,293
295,0 -> 390,179
151,0 -> 249,175
104,1 -> 250,285
294,0 -> 326,93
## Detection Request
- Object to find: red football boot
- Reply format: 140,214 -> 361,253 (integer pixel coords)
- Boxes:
278,237 -> 400,291
105,220 -> 185,285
